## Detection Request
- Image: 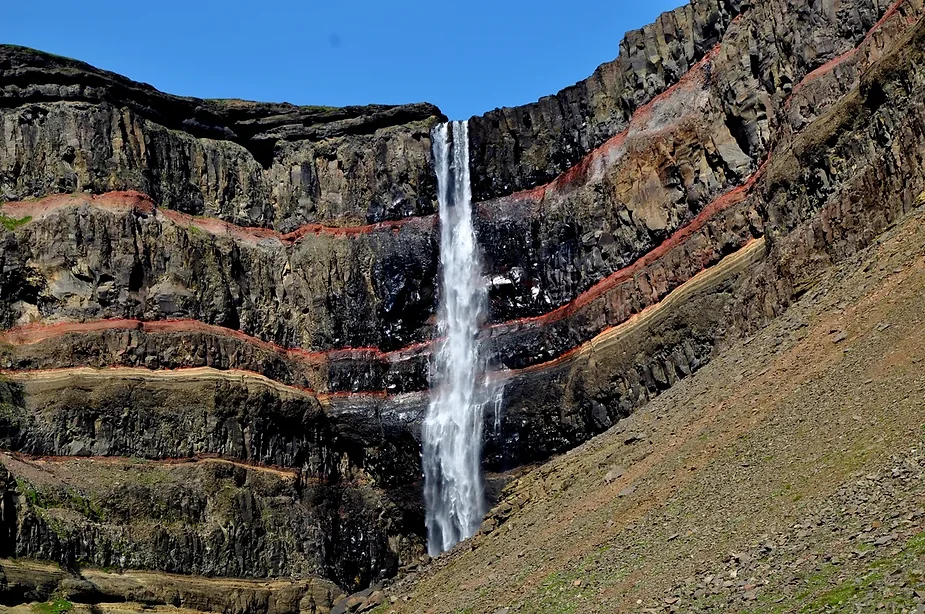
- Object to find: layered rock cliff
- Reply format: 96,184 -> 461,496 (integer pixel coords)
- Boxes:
3,0 -> 925,609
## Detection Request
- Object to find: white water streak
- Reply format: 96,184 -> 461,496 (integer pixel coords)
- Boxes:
422,120 -> 494,555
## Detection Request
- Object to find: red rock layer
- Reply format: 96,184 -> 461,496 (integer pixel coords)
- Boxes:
2,1 -> 918,396
1,191 -> 434,246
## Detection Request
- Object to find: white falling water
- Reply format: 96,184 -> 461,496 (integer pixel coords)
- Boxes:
422,120 -> 492,556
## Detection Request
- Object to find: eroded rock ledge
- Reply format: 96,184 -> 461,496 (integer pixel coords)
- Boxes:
0,45 -> 443,229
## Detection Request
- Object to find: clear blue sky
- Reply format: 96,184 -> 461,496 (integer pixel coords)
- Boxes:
5,0 -> 685,120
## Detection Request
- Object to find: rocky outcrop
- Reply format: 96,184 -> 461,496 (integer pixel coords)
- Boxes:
0,318 -> 431,395
466,0 -> 898,203
0,370 -> 422,589
476,0 -> 912,322
3,0 -> 925,607
486,0 -> 925,466
0,45 -> 443,229
0,557 -> 342,613
0,192 -> 438,351
467,0 -> 746,201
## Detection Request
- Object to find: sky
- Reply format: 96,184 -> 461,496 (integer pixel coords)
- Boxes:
5,0 -> 686,120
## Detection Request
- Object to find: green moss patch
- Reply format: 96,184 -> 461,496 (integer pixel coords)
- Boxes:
31,598 -> 73,614
0,213 -> 31,231
16,476 -> 104,522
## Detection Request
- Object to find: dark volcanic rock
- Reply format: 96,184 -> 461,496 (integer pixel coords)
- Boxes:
474,0 -> 896,323
0,370 -> 424,490
0,558 -> 342,614
486,9 -> 925,467
468,0 -> 747,201
0,45 -> 444,229
4,457 -> 402,589
0,371 -> 424,589
0,195 -> 438,351
3,0 -> 925,607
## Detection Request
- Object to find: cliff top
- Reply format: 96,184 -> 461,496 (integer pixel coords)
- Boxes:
0,44 -> 444,165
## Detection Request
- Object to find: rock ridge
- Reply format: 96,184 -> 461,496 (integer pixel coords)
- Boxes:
0,45 -> 444,229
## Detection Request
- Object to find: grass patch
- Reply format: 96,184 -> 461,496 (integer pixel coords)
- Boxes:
0,401 -> 23,429
804,583 -> 863,610
0,213 -> 32,231
854,542 -> 875,555
132,467 -> 170,486
16,478 -> 41,507
794,564 -> 841,601
521,570 -> 584,614
799,570 -> 884,612
518,544 -> 619,613
902,531 -> 925,556
914,189 -> 925,207
749,530 -> 925,613
15,476 -> 104,522
31,598 -> 73,614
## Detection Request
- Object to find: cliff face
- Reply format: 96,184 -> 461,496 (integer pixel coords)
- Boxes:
468,0 -> 745,201
0,44 -> 440,608
3,0 -> 925,608
0,45 -> 443,228
478,0 -> 925,465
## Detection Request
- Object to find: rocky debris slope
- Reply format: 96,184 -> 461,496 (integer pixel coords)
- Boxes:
658,451 -> 925,612
380,200 -> 925,613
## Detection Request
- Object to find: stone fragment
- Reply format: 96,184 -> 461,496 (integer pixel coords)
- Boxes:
624,433 -> 646,445
604,466 -> 627,483
874,534 -> 897,546
618,485 -> 637,497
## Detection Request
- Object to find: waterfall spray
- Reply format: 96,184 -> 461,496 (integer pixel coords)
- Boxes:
422,120 -> 492,556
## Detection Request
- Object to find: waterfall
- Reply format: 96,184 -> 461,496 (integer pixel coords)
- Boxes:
422,120 -> 492,556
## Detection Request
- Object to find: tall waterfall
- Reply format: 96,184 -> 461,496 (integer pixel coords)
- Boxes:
422,120 -> 491,556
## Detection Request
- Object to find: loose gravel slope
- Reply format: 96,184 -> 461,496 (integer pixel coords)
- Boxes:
381,207 -> 925,613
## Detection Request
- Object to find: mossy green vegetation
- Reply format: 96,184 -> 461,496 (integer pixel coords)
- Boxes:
797,530 -> 925,613
518,544 -> 624,614
30,598 -> 73,614
16,477 -> 41,507
0,212 -> 32,231
522,570 -> 584,614
15,476 -> 104,522
740,530 -> 925,613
